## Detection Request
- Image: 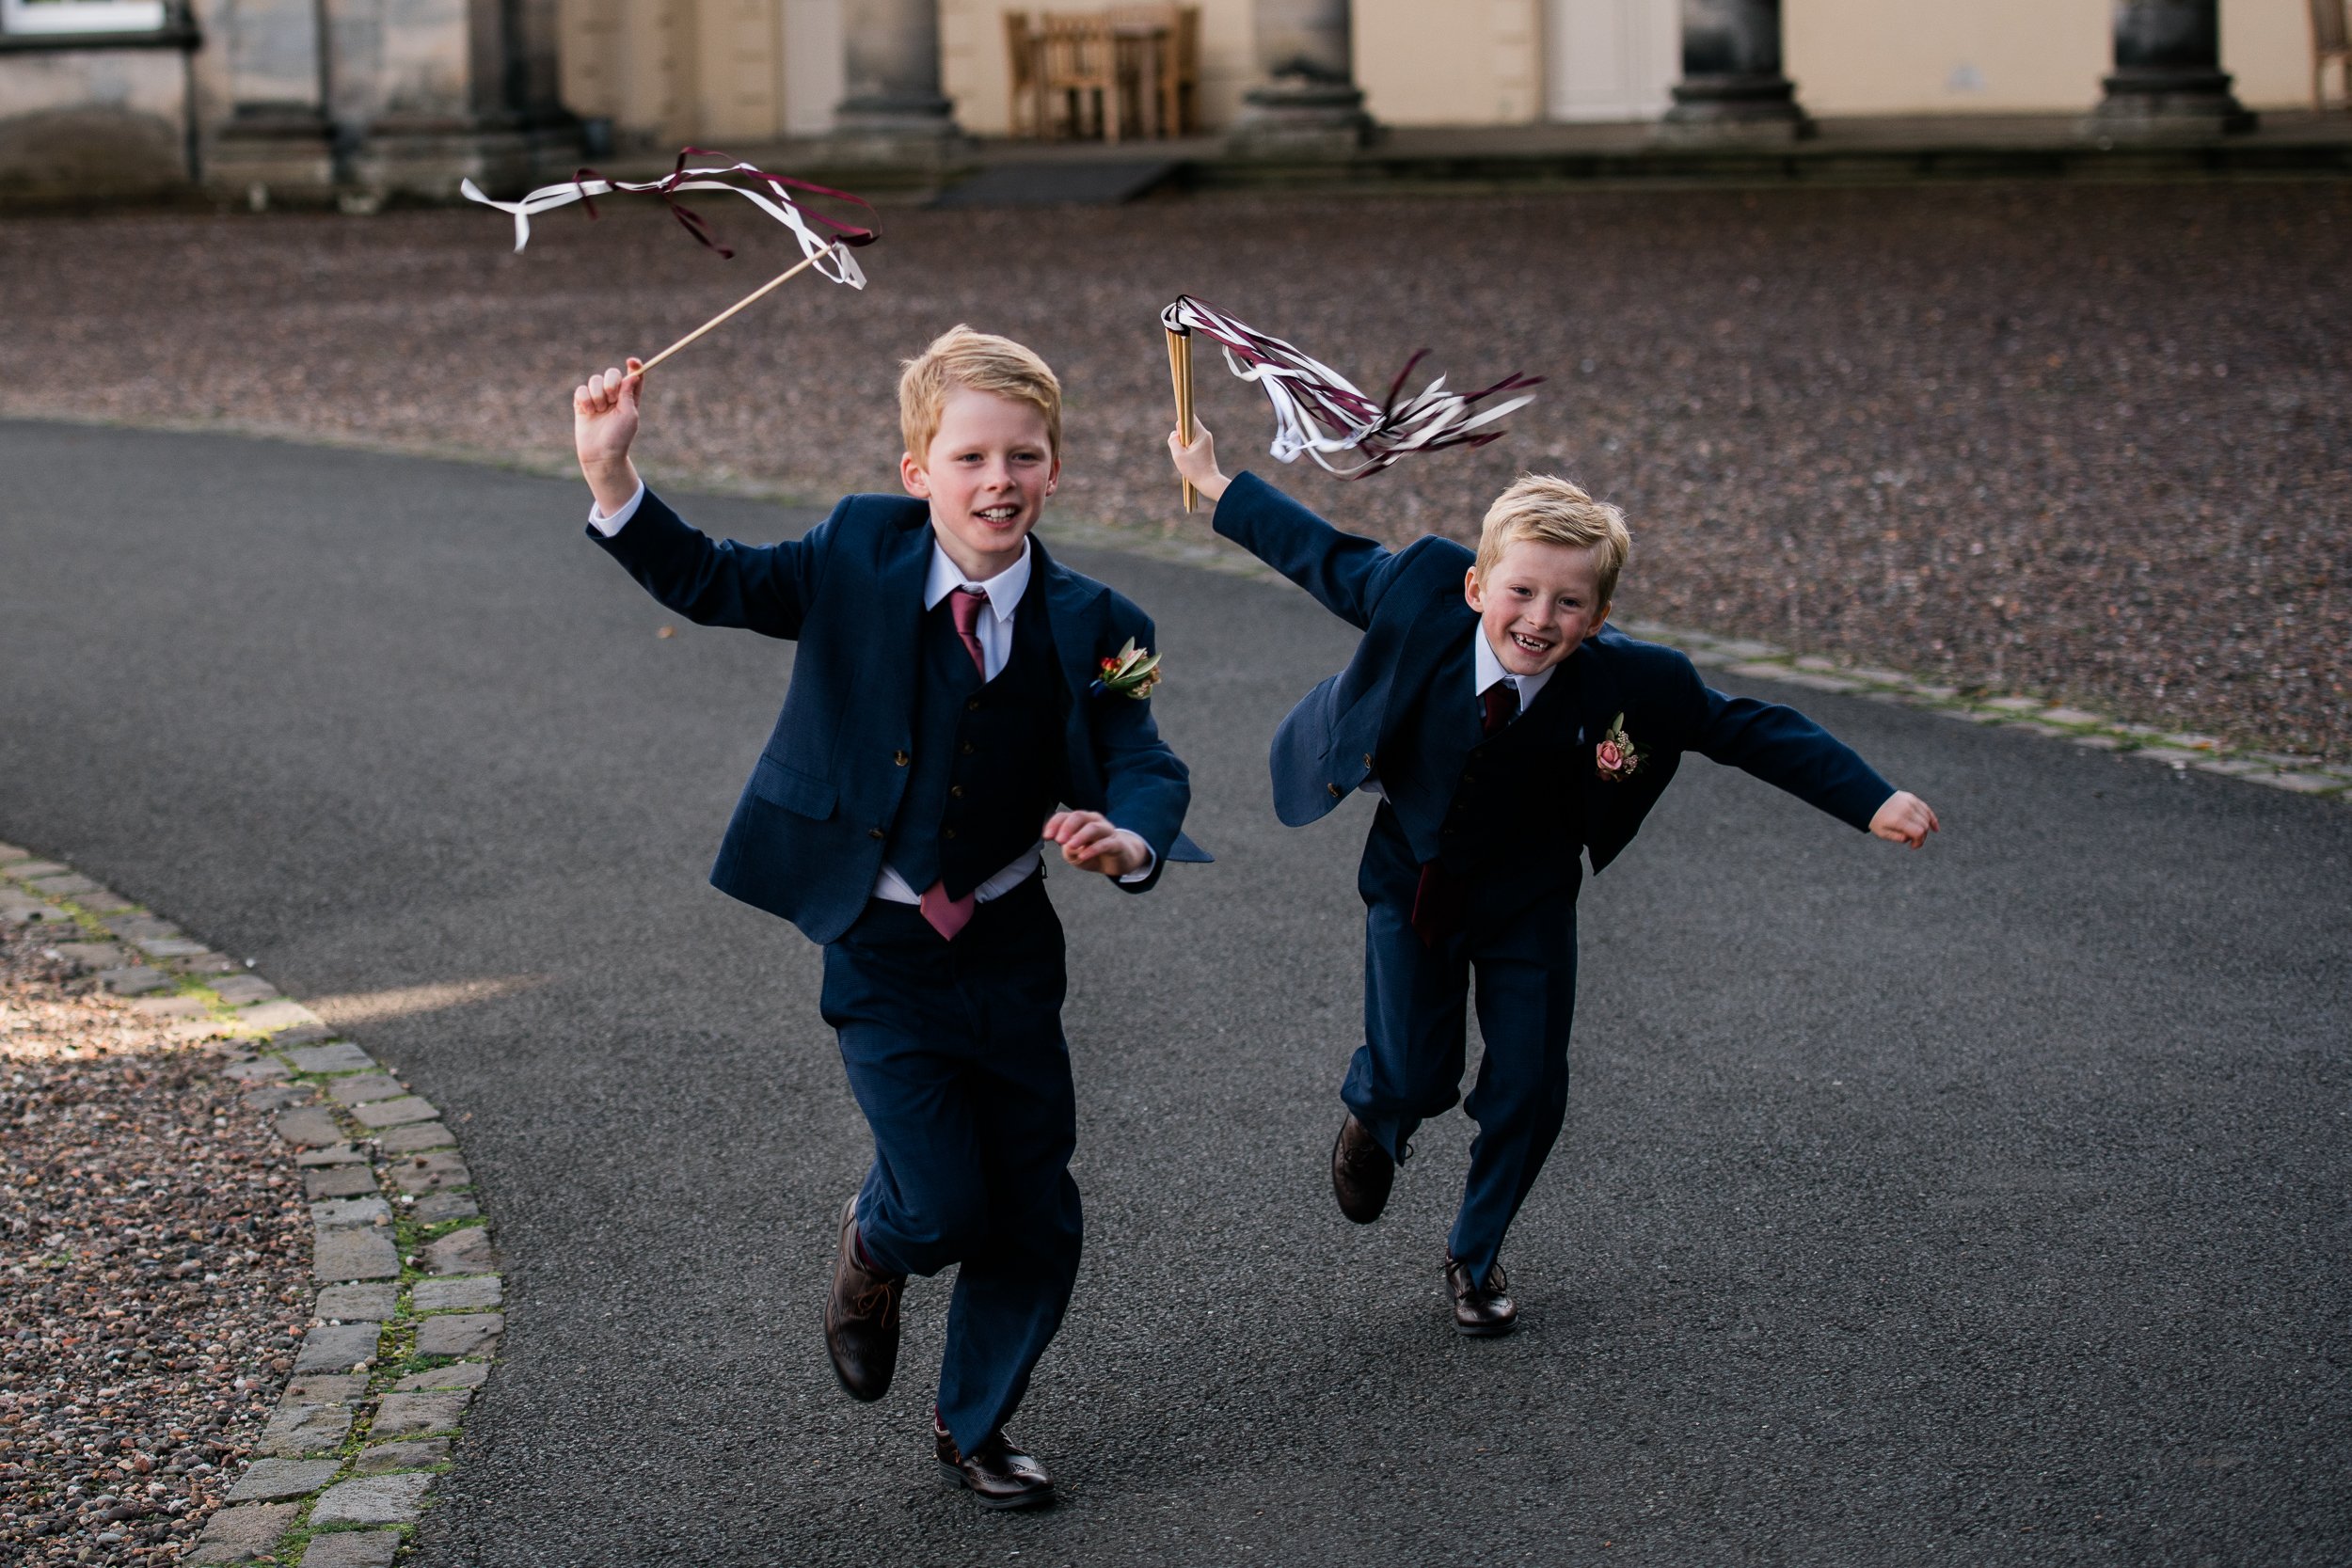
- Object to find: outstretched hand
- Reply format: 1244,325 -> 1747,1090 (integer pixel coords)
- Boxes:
1167,421 -> 1230,505
1042,810 -> 1151,878
574,357 -> 644,517
1869,790 -> 1940,848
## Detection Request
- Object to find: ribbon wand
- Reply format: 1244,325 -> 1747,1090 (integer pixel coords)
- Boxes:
632,241 -> 837,378
1166,324 -> 1198,512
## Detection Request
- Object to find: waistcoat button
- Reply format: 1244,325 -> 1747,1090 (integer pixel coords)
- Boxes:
893,750 -> 910,767
866,828 -> 885,840
943,828 -> 958,840
961,742 -> 977,755
950,785 -> 965,798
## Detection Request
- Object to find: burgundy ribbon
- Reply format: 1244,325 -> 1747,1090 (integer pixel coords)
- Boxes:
1163,294 -> 1539,479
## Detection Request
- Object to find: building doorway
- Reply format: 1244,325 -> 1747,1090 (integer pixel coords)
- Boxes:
1545,0 -> 1678,121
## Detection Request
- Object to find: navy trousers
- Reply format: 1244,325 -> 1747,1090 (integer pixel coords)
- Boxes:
1343,847 -> 1579,1288
818,877 -> 1082,1454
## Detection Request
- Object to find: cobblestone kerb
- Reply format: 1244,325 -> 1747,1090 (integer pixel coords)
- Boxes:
1050,515 -> 2352,804
0,845 -> 501,1567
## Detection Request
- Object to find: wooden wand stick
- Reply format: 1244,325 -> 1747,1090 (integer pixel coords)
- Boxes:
1165,325 -> 1197,513
632,243 -> 839,379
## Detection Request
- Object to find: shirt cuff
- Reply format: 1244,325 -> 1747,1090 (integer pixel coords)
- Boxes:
1116,843 -> 1158,885
587,481 -> 647,537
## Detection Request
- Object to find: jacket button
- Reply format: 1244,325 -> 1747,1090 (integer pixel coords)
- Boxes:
1461,772 -> 1475,784
866,828 -> 885,840
966,697 -> 982,712
950,785 -> 965,798
1362,753 -> 1375,768
961,742 -> 977,755
1327,782 -> 1343,798
943,828 -> 958,840
893,750 -> 910,767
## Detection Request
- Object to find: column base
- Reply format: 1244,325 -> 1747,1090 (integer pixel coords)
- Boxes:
1655,74 -> 1813,144
1226,81 -> 1374,157
205,108 -> 337,205
2081,69 -> 2255,140
828,94 -> 968,165
336,116 -> 582,209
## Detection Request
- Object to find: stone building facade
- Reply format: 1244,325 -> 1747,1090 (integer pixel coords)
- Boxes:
0,0 -> 2321,202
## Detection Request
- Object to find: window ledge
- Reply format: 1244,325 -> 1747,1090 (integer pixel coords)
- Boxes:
0,23 -> 198,53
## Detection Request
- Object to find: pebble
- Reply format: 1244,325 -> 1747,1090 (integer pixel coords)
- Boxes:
0,920 -> 313,1564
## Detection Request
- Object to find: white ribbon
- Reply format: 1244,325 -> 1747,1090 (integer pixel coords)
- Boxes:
1162,296 -> 1535,477
461,161 -> 866,289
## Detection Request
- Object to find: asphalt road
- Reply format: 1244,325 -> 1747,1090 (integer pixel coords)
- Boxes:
4,419 -> 2347,1567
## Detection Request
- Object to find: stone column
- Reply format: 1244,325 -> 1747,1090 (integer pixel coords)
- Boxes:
1657,0 -> 1810,143
833,0 -> 961,154
2084,0 -> 2252,138
1229,0 -> 1372,155
204,0 -> 339,201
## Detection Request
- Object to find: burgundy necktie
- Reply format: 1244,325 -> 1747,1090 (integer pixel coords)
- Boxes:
918,588 -> 991,942
1411,679 -> 1518,948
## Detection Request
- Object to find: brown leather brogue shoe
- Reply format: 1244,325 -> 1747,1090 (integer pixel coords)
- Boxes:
1445,1255 -> 1518,1338
825,1196 -> 903,1402
933,1411 -> 1055,1510
1330,1114 -> 1395,1224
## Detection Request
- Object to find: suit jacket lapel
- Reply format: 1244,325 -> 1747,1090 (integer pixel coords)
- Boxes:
1029,535 -> 1113,800
875,518 -> 933,737
1574,635 -> 1620,834
1386,597 -> 1477,747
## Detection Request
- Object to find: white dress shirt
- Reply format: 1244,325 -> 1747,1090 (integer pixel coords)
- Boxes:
1472,624 -> 1556,711
1359,626 -> 1554,799
589,486 -> 1152,898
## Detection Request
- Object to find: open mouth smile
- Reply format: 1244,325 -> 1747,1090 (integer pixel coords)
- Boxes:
975,504 -> 1023,524
1509,631 -> 1555,655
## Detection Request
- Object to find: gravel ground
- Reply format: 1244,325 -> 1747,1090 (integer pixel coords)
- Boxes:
0,914 -> 312,1564
1,182 -> 2345,758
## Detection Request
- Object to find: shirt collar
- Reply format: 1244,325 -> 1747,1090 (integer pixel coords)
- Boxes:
924,535 -> 1032,623
1474,625 -> 1556,707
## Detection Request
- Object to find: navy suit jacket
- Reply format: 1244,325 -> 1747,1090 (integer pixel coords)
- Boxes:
1212,471 -> 1896,873
595,489 -> 1206,945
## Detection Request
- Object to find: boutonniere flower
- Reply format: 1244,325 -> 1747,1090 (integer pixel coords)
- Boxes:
1091,638 -> 1162,700
1596,713 -> 1642,782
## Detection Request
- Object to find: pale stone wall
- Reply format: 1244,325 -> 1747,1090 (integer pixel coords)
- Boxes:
0,45 -> 186,192
688,0 -> 787,141
1783,0 -> 2314,116
2220,0 -> 2320,108
560,0 -> 840,147
224,0 -> 323,108
1355,0 -> 1540,126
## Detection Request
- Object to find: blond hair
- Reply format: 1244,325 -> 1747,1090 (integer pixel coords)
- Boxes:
1474,474 -> 1631,607
898,325 -> 1062,462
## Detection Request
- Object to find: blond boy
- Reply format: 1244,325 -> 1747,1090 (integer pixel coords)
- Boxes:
1169,427 -> 1932,1334
573,327 -> 1203,1506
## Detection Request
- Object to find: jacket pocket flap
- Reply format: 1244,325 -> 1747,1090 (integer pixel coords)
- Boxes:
748,754 -> 836,820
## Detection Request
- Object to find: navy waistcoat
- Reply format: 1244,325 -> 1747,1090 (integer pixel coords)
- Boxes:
883,588 -> 1068,900
1371,629 -> 1586,897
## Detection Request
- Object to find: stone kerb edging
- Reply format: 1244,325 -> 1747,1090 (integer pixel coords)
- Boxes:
1630,626 -> 2352,799
0,844 -> 501,1568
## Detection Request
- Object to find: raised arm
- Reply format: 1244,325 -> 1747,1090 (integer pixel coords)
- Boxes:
573,356 -> 824,639
1168,422 -> 1407,631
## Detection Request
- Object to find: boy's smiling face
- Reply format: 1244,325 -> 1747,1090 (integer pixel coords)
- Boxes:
901,385 -> 1059,580
1465,537 -> 1611,676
